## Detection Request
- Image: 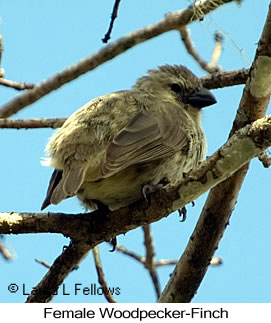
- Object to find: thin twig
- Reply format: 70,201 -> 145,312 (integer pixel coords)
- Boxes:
0,33 -> 3,67
210,256 -> 223,266
0,242 -> 14,261
115,245 -> 146,264
115,244 -> 177,267
35,258 -> 51,269
0,78 -> 35,91
0,34 -> 4,79
102,0 -> 122,43
0,118 -> 66,129
154,259 -> 177,267
92,246 -> 117,303
0,34 -> 34,90
142,225 -> 161,299
0,0 -> 236,118
180,26 -> 222,74
209,31 -> 223,69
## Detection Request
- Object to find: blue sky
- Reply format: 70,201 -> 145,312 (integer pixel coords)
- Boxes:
0,0 -> 270,303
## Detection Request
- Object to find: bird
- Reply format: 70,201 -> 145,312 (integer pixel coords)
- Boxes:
41,65 -> 216,213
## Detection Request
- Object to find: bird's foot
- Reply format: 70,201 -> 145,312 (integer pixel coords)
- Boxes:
178,207 -> 187,222
142,178 -> 169,204
94,201 -> 118,252
109,237 -> 117,252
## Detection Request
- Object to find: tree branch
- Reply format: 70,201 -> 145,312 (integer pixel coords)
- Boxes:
92,246 -> 117,303
0,0 -> 237,118
159,3 -> 271,303
142,225 -> 161,299
201,68 -> 249,89
0,78 -> 35,91
26,241 -> 90,303
102,0 -> 122,43
0,33 -> 3,67
35,258 -> 51,269
0,239 -> 14,261
180,26 -> 222,73
115,245 -> 146,264
0,118 -> 66,129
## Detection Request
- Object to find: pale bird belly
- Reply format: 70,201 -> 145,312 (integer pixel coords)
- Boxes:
77,166 -> 146,210
76,150 -> 201,211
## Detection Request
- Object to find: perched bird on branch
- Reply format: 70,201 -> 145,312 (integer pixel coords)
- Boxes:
41,65 -> 216,212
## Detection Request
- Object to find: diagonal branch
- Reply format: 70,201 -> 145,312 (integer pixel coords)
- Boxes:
26,240 -> 90,303
159,2 -> 271,303
92,246 -> 117,303
0,240 -> 14,261
114,245 -> 145,264
0,0 -> 238,118
142,225 -> 161,299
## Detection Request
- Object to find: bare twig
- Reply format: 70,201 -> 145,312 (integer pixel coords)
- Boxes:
35,258 -> 51,269
102,0 -> 122,43
115,244 -> 177,267
154,259 -> 177,267
0,34 -> 34,91
179,26 -> 222,74
209,31 -> 223,69
0,78 -> 35,91
0,33 -> 3,67
115,245 -> 145,264
0,0 -> 237,118
0,34 -> 4,79
210,256 -> 223,266
92,246 -> 117,303
0,118 -> 66,129
142,225 -> 161,299
159,3 -> 271,303
0,242 -> 14,261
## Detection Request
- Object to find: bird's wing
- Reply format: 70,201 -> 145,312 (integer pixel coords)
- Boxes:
41,164 -> 87,209
101,109 -> 189,177
41,168 -> 63,210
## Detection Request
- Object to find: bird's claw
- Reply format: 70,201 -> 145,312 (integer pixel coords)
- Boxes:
109,237 -> 117,252
178,207 -> 187,222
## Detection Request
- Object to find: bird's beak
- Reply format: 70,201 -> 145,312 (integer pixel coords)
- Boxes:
186,87 -> 217,109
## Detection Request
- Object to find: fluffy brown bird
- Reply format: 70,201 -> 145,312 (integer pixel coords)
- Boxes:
41,65 -> 216,211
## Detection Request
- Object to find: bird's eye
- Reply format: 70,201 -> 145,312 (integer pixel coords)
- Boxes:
170,83 -> 182,93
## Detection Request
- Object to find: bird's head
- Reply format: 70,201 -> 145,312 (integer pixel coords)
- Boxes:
133,64 -> 216,110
